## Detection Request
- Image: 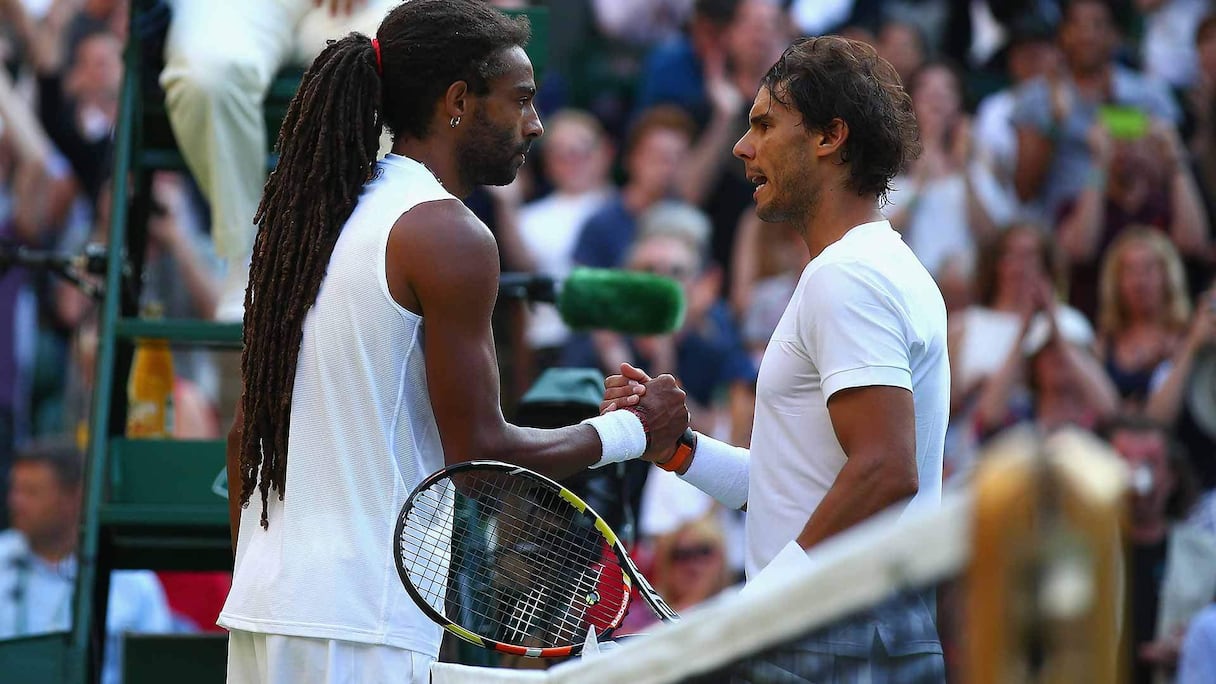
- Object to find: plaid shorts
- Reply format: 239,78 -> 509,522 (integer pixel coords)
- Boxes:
690,589 -> 946,684
724,638 -> 946,684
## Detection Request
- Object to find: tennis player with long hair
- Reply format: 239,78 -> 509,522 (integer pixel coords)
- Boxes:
604,36 -> 950,681
218,2 -> 688,682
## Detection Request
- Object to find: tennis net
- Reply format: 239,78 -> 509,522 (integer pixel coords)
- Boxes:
431,427 -> 1127,684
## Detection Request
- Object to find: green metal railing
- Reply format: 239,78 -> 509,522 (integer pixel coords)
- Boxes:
0,3 -> 553,681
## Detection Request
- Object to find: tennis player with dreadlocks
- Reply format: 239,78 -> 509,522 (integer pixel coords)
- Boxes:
217,2 -> 688,682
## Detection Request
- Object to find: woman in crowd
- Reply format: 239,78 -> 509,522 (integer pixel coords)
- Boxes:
1095,228 -> 1193,412
946,224 -> 1092,474
1057,118 -> 1209,319
885,60 -> 998,311
624,511 -> 731,634
971,288 -> 1119,443
1145,279 -> 1216,489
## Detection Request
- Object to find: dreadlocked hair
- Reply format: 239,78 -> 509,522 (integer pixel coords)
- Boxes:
238,0 -> 531,528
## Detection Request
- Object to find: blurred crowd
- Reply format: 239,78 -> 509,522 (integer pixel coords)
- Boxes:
0,0 -> 1215,681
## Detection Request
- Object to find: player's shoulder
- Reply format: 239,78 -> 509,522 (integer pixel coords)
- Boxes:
391,198 -> 496,259
806,244 -> 939,316
798,258 -> 893,322
804,246 -> 901,293
394,197 -> 484,234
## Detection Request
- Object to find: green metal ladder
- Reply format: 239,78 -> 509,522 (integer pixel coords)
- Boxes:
0,2 -> 548,681
0,1 -> 246,680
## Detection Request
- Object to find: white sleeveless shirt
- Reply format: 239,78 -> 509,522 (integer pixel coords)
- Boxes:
219,155 -> 452,654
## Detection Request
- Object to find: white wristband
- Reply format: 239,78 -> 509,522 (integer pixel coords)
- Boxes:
678,433 -> 749,510
582,410 -> 647,469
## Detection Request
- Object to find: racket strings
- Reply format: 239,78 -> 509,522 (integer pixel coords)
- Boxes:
400,486 -> 595,626
398,472 -> 629,648
402,482 -> 617,645
463,484 -> 615,644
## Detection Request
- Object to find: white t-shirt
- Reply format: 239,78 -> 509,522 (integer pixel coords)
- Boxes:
219,155 -> 451,654
518,189 -> 612,349
885,173 -> 971,277
973,89 -> 1017,180
745,220 -> 949,578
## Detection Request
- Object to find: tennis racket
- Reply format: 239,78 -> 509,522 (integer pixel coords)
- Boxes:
393,460 -> 679,658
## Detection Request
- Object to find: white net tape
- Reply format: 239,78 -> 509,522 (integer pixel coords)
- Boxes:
432,489 -> 972,684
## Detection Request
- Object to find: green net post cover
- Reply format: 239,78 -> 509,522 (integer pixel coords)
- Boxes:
515,367 -> 604,429
519,367 -> 604,410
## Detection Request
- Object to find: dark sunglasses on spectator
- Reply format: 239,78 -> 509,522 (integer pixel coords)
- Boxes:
671,543 -> 719,562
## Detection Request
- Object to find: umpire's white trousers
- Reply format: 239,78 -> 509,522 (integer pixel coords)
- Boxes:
158,0 -> 394,261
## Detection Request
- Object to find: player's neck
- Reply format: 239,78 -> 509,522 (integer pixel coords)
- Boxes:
391,139 -> 471,198
800,191 -> 884,261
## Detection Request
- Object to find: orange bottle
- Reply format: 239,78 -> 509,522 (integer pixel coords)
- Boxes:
126,304 -> 174,438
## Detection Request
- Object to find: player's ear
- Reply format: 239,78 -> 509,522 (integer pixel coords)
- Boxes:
444,80 -> 470,122
815,118 -> 849,159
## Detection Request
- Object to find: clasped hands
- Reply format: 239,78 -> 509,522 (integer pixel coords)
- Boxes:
600,363 -> 688,465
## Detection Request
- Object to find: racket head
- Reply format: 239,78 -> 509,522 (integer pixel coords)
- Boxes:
393,460 -> 640,658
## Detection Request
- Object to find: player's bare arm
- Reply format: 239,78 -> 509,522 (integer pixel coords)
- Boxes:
795,385 -> 918,550
390,202 -> 686,480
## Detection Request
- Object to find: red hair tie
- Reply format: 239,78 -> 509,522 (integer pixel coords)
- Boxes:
371,38 -> 383,75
